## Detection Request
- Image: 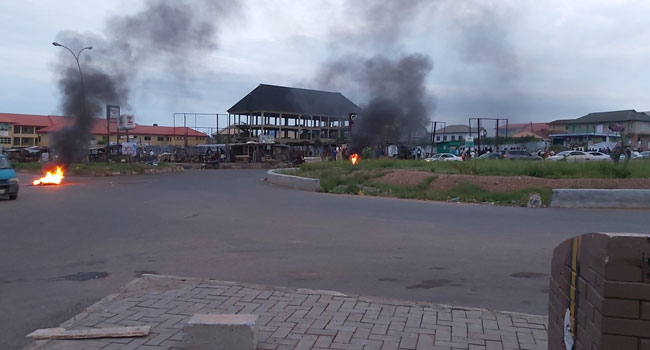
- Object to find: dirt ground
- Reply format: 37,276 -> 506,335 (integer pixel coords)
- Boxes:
373,169 -> 650,191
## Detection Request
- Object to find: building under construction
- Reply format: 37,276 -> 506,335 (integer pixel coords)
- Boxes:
224,84 -> 361,148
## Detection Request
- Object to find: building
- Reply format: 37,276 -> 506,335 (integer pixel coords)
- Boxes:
0,112 -> 208,149
433,125 -> 486,143
0,113 -> 66,148
226,84 -> 361,147
496,122 -> 563,140
549,110 -> 650,150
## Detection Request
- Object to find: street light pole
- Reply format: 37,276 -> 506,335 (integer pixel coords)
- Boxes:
52,42 -> 92,122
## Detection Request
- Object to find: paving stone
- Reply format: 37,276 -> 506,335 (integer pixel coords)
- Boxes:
24,275 -> 547,350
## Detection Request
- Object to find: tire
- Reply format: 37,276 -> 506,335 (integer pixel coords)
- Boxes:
9,193 -> 17,200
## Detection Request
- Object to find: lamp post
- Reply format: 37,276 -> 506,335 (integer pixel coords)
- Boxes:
52,42 -> 92,120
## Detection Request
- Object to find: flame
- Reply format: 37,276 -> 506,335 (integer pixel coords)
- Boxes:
33,166 -> 64,186
350,153 -> 359,165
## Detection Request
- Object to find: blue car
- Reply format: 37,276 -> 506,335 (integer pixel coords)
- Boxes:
0,154 -> 19,200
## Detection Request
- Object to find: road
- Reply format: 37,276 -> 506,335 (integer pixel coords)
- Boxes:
1,169 -> 648,349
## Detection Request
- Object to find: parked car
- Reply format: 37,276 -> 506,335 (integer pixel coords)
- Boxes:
588,152 -> 611,161
620,151 -> 642,160
639,151 -> 650,159
424,153 -> 462,162
501,150 -> 543,160
478,152 -> 502,160
0,154 -> 19,200
546,151 -> 593,161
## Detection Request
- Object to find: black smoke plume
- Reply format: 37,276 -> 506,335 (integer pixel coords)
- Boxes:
316,0 -> 434,152
317,54 -> 433,151
52,0 -> 239,164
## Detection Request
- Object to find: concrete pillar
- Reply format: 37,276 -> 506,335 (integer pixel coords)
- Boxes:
549,232 -> 650,350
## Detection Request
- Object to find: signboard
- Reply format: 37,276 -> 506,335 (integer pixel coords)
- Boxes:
118,114 -> 136,130
0,131 -> 8,137
121,142 -> 138,156
106,105 -> 120,119
465,137 -> 474,148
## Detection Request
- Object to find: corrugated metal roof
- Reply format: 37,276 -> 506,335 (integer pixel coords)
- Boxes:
436,125 -> 484,134
567,110 -> 650,124
228,84 -> 361,116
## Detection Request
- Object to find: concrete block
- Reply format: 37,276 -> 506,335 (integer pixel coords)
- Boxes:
550,189 -> 650,208
185,314 -> 259,350
265,168 -> 321,191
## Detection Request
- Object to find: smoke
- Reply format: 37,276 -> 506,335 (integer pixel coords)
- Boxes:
317,54 -> 433,151
52,0 -> 239,164
315,0 -> 434,152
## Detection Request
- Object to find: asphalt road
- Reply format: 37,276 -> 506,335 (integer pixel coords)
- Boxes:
1,169 -> 648,349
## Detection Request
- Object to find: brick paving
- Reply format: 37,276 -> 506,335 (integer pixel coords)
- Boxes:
24,275 -> 548,350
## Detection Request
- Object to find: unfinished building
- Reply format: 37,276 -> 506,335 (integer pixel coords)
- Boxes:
225,84 -> 361,148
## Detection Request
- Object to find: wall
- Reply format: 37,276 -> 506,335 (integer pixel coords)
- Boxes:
549,232 -> 650,350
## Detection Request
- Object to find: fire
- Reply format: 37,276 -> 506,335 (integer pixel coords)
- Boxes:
350,153 -> 359,165
33,166 -> 65,186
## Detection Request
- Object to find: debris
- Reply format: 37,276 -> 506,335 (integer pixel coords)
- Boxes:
527,193 -> 542,208
26,325 -> 151,340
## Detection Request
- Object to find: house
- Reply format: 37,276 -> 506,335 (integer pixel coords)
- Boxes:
0,112 -> 208,149
496,122 -> 564,140
0,113 -> 66,148
432,125 -> 486,143
226,84 -> 361,147
549,110 -> 650,150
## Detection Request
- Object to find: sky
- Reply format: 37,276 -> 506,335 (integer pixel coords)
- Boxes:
1,0 -> 649,130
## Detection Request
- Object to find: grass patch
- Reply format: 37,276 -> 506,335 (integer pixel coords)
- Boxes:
294,158 -> 650,180
288,158 -> 643,206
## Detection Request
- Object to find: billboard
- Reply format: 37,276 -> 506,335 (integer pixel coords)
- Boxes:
106,105 -> 120,119
118,114 -> 136,130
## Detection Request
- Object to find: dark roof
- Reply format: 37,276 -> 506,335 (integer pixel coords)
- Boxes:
567,110 -> 650,124
436,125 -> 485,134
227,84 -> 361,117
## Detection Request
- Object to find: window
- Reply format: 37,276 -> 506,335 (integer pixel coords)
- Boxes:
13,126 -> 20,133
451,135 -> 456,141
436,136 -> 441,141
157,137 -> 164,141
443,136 -> 447,141
13,137 -> 20,145
144,136 -> 151,141
0,137 -> 10,144
166,137 -> 171,141
0,123 -> 10,131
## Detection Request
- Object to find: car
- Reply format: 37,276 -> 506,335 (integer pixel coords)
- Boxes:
639,151 -> 650,159
501,150 -> 543,160
620,151 -> 642,160
0,155 -> 19,200
424,153 -> 462,162
478,152 -> 502,159
588,152 -> 611,161
546,150 -> 593,161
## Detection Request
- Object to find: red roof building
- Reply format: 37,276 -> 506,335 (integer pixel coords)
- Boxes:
0,112 -> 208,148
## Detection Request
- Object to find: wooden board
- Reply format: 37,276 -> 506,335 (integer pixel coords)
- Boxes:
26,325 -> 151,340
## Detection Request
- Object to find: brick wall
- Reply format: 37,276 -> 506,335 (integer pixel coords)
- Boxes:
549,232 -> 650,350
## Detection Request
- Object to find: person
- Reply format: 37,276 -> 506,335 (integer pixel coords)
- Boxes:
416,148 -> 422,159
331,147 -> 337,160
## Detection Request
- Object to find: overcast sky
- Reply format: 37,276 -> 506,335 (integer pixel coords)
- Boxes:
1,0 -> 649,129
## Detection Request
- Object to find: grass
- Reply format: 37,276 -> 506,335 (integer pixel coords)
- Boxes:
296,158 -> 650,179
287,158 -> 650,206
13,162 -> 170,175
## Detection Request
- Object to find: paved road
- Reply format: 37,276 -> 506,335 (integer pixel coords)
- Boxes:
1,170 -> 648,349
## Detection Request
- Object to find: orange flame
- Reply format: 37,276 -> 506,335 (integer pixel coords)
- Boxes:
350,153 -> 359,165
33,166 -> 64,186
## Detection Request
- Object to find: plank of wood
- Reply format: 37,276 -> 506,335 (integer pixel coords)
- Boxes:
26,325 -> 151,340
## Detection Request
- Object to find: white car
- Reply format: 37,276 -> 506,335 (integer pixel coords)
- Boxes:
588,152 -> 611,161
546,151 -> 593,161
620,151 -> 642,160
639,151 -> 650,159
425,153 -> 462,162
